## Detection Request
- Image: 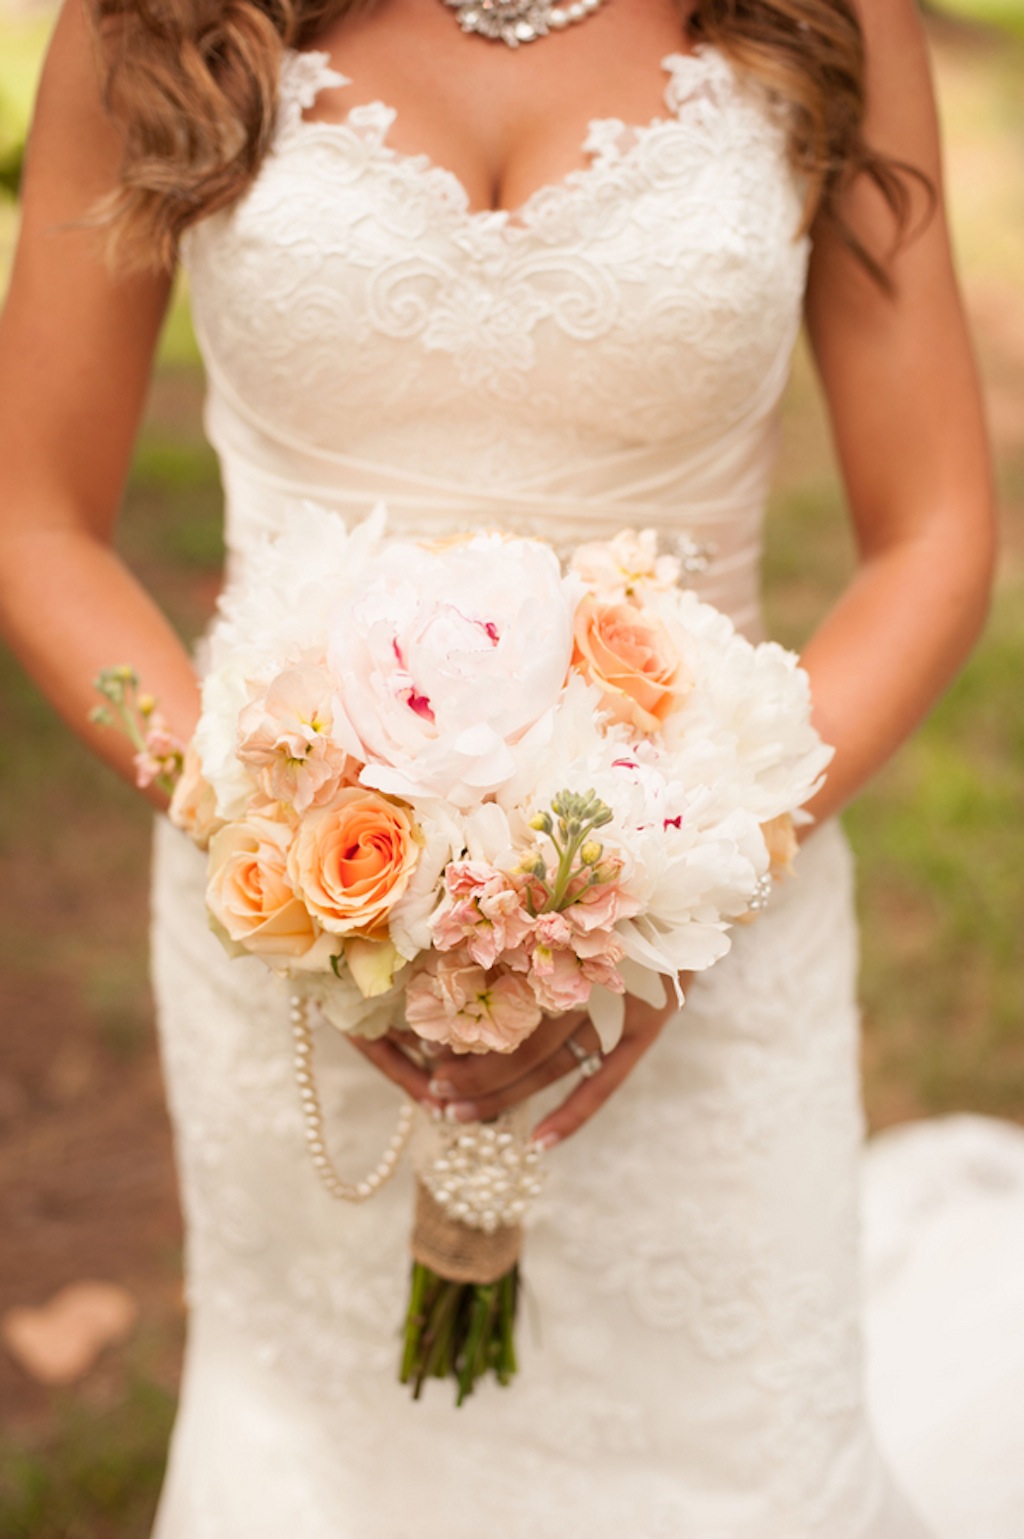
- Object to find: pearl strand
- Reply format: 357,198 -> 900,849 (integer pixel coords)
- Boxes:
289,994 -> 414,1202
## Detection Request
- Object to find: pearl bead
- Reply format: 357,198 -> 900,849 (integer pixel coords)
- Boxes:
548,6 -> 568,25
567,3 -> 584,19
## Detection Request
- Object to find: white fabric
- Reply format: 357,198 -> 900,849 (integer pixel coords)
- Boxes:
148,44 -> 1024,1538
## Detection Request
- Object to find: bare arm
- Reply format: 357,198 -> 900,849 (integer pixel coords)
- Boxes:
799,0 -> 997,824
0,0 -> 200,806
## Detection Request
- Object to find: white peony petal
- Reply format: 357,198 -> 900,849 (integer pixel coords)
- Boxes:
587,985 -> 626,1054
618,959 -> 668,1011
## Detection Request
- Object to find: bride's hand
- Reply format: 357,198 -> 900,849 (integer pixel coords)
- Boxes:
347,982 -> 687,1149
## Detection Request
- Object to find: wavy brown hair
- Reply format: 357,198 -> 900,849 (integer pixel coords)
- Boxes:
87,0 -> 926,284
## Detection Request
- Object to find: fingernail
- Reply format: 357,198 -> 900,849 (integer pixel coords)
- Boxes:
420,1041 -> 444,1058
429,1078 -> 456,1099
531,1131 -> 560,1152
421,1102 -> 443,1122
446,1101 -> 478,1124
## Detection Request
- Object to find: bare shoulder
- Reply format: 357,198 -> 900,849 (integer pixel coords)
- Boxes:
848,0 -> 942,175
0,0 -> 172,541
23,0 -> 129,210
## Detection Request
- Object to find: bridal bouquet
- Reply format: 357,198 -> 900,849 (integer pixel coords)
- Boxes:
95,506 -> 831,1402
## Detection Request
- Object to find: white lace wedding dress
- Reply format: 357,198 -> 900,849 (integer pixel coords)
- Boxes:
148,45 -> 1024,1539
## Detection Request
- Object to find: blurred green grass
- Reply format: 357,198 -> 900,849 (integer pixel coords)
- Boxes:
0,1367 -> 175,1539
0,7 -> 1022,1536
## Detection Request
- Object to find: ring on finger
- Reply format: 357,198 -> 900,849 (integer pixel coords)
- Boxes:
566,1032 -> 603,1080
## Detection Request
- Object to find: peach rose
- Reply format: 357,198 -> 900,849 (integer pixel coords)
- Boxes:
762,813 -> 799,878
206,814 -> 328,963
286,789 -> 419,937
572,597 -> 691,735
169,744 -> 223,850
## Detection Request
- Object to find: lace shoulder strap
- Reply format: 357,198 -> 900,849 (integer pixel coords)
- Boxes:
276,48 -> 349,139
662,46 -> 789,146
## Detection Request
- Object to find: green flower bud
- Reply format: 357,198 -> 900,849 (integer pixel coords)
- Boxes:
518,853 -> 547,879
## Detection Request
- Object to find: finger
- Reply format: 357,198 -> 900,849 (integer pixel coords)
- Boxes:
440,1019 -> 605,1124
346,1032 -> 438,1109
425,1011 -> 589,1103
529,1026 -> 651,1149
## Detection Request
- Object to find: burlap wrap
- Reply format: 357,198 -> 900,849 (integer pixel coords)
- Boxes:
410,1180 -> 522,1284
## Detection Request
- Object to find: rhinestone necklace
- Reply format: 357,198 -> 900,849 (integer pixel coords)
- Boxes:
443,0 -> 610,47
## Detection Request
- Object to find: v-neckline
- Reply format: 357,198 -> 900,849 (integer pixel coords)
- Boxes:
277,45 -> 732,235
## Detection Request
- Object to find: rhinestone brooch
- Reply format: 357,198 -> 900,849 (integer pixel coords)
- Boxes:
443,0 -> 610,47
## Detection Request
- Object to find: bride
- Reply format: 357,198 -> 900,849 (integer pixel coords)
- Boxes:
0,0 -> 1016,1534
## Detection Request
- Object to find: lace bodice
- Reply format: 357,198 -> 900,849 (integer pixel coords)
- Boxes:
182,45 -> 810,633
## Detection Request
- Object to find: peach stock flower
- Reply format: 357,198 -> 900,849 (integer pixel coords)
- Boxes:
572,597 -> 691,735
236,661 -> 354,813
206,814 -> 329,963
287,788 -> 420,937
570,528 -> 681,601
405,949 -> 542,1054
430,861 -> 535,968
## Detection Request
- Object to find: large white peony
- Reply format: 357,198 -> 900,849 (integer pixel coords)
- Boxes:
326,533 -> 578,807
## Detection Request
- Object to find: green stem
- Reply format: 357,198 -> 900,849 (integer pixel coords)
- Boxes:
400,1262 -> 430,1384
414,1282 -> 461,1398
399,1264 -> 521,1404
457,1284 -> 496,1406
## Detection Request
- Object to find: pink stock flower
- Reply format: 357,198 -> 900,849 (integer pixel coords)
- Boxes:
237,661 -> 354,813
528,913 -> 626,1012
431,861 -> 535,968
405,949 -> 543,1054
526,947 -> 595,1013
133,715 -> 185,791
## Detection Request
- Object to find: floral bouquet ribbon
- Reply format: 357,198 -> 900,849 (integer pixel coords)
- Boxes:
96,507 -> 831,1404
